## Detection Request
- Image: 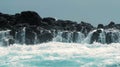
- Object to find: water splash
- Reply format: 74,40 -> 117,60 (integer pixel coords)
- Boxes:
53,31 -> 85,43
0,29 -> 120,45
0,42 -> 120,67
0,30 -> 11,46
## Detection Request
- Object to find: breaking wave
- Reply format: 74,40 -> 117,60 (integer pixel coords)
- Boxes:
0,42 -> 120,67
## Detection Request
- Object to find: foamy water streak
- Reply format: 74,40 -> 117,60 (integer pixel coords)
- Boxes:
0,42 -> 120,67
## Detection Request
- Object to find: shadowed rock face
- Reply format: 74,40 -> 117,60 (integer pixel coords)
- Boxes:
14,11 -> 42,26
0,11 -> 120,45
97,24 -> 104,29
90,29 -> 102,44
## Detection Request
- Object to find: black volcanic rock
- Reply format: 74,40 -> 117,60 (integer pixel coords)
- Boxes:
37,30 -> 54,43
103,21 -> 120,30
77,21 -> 94,36
41,17 -> 57,30
90,29 -> 102,44
14,11 -> 42,26
55,20 -> 76,31
25,27 -> 37,44
0,13 -> 15,27
108,21 -> 115,28
115,24 -> 120,30
42,17 -> 56,25
0,17 -> 8,29
97,24 -> 104,29
106,32 -> 112,44
105,21 -> 115,29
0,11 -> 120,45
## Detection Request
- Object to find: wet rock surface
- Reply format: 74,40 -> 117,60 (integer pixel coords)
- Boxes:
0,11 -> 120,45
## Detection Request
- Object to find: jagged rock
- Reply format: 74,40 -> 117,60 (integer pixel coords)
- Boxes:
106,31 -> 119,44
106,32 -> 112,44
0,17 -> 8,29
37,30 -> 53,43
15,11 -> 42,26
76,21 -> 94,36
97,24 -> 104,29
72,32 -> 79,42
115,24 -> 120,30
76,24 -> 82,31
108,21 -> 115,28
41,17 -> 54,28
0,11 -> 120,45
61,31 -> 69,42
42,17 -> 56,25
105,21 -> 115,29
25,27 -> 37,44
90,29 -> 102,44
55,20 -> 66,30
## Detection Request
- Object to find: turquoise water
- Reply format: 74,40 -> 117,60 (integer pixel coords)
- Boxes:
0,42 -> 120,67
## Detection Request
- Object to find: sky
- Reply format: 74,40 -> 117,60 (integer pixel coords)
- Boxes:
0,0 -> 120,26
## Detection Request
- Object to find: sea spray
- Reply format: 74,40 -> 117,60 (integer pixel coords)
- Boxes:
0,42 -> 120,67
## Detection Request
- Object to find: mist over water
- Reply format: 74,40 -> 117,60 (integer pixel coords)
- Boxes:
0,42 -> 120,67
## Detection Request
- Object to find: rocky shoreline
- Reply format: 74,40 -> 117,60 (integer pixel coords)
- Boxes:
0,11 -> 120,45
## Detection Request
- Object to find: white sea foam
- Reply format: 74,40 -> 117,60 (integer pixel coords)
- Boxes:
0,42 -> 120,67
